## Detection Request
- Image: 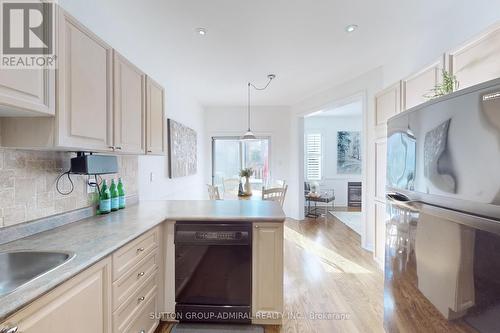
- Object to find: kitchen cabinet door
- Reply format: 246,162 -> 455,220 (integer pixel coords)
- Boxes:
252,223 -> 284,325
0,258 -> 112,333
56,9 -> 113,151
146,77 -> 165,155
449,23 -> 500,91
0,68 -> 55,116
113,51 -> 146,154
375,139 -> 387,201
375,82 -> 401,129
402,57 -> 445,111
374,201 -> 387,268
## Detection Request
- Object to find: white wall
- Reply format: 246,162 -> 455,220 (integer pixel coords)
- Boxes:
381,11 -> 500,88
290,68 -> 385,251
58,0 -> 207,201
204,106 -> 293,213
138,96 -> 207,201
304,116 -> 362,206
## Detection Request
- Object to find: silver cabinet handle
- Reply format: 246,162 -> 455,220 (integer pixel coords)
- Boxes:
115,146 -> 122,150
137,271 -> 145,278
139,330 -> 145,333
147,150 -> 152,153
137,247 -> 144,253
138,296 -> 145,302
108,146 -> 115,150
1,326 -> 18,333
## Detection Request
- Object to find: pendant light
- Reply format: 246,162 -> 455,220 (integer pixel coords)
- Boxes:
242,74 -> 276,140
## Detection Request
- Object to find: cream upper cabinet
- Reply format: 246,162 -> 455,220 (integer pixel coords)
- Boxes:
252,222 -> 284,325
0,258 -> 112,333
0,5 -> 163,156
55,8 -> 113,151
113,51 -> 146,154
0,68 -> 55,116
375,82 -> 401,129
0,0 -> 55,117
146,77 -> 165,155
449,23 -> 500,91
402,57 -> 445,111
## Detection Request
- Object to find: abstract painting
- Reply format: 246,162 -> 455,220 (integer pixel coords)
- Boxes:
167,119 -> 197,178
337,131 -> 361,174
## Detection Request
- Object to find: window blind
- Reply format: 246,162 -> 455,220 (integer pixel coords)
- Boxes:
305,133 -> 322,180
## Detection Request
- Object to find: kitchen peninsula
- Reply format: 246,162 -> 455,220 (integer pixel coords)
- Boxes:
0,200 -> 286,333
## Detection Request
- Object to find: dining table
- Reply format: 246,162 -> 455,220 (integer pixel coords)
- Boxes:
223,189 -> 262,201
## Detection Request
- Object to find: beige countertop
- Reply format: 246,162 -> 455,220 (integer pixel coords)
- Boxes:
0,200 -> 285,321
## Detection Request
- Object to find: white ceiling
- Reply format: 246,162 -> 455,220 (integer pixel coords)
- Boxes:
61,0 -> 500,107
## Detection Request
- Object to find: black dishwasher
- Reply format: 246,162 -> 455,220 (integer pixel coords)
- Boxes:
175,221 -> 252,323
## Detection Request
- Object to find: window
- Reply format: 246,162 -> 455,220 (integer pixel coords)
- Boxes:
305,133 -> 322,180
212,137 -> 270,189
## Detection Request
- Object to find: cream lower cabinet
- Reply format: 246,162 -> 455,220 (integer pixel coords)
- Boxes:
112,226 -> 161,333
252,222 -> 284,325
374,201 -> 387,268
0,226 -> 164,333
374,139 -> 387,267
370,83 -> 402,268
0,258 -> 112,333
146,77 -> 165,155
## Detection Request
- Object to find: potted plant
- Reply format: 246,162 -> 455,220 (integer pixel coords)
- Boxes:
239,168 -> 254,195
424,70 -> 459,99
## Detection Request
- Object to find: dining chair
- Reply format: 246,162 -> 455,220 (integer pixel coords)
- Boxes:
223,178 -> 241,193
207,184 -> 221,200
267,179 -> 286,188
262,185 -> 288,207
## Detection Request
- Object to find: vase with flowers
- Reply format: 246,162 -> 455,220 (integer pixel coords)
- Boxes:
239,168 -> 254,195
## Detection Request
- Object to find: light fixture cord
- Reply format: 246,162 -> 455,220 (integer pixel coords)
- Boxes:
247,82 -> 251,131
247,76 -> 274,132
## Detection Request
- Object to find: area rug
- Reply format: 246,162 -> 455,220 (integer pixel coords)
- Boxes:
329,211 -> 362,235
171,324 -> 264,333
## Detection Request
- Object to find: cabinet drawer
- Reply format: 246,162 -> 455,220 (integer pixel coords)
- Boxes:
113,270 -> 158,333
121,293 -> 158,333
112,227 -> 159,280
112,248 -> 159,310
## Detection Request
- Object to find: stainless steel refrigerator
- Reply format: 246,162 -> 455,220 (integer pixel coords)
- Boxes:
385,77 -> 500,333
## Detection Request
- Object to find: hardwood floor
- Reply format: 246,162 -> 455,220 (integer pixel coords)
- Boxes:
157,212 -> 384,333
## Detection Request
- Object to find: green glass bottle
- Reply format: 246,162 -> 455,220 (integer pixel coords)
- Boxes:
117,178 -> 126,209
99,180 -> 111,214
110,179 -> 119,211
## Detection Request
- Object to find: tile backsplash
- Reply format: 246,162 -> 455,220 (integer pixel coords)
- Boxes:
0,149 -> 138,228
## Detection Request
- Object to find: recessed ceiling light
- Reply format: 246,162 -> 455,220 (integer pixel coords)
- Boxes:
345,24 -> 358,33
196,28 -> 207,36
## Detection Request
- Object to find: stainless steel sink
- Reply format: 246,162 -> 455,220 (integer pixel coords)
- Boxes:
0,251 -> 74,297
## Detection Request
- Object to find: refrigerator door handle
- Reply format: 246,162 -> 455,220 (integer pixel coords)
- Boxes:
386,192 -> 421,211
386,192 -> 411,202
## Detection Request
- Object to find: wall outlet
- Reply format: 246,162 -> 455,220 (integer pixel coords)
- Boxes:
87,176 -> 97,194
